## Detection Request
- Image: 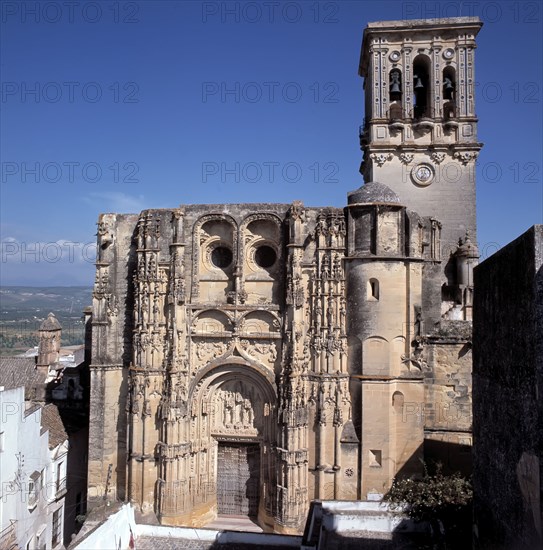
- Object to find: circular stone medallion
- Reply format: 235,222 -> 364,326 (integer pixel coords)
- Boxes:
411,163 -> 434,186
389,50 -> 401,62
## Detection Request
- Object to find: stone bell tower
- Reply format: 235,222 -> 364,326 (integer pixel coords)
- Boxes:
358,18 -> 483,273
345,17 -> 483,487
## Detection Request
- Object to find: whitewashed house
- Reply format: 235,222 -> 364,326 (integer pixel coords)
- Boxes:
0,385 -> 68,549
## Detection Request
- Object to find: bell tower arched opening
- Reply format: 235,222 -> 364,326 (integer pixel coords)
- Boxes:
413,54 -> 431,119
389,69 -> 403,120
443,66 -> 456,119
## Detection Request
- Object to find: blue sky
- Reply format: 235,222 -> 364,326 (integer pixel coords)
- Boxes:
1,0 -> 542,285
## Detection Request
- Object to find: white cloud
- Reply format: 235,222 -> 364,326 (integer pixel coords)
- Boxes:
83,192 -> 146,213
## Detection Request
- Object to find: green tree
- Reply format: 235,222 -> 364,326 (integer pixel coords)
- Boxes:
384,463 -> 472,546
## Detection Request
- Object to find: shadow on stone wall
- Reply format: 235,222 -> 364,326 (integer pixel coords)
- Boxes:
423,437 -> 472,477
117,231 -> 138,501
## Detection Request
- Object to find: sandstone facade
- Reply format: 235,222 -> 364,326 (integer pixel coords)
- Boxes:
87,17 -> 482,533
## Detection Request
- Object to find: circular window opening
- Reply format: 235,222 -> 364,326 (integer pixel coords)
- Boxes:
255,245 -> 277,269
211,246 -> 232,268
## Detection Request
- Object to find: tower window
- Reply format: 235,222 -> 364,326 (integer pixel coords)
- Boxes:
368,278 -> 380,300
392,391 -> 404,412
443,66 -> 456,119
389,69 -> 402,101
413,55 -> 431,119
389,69 -> 403,120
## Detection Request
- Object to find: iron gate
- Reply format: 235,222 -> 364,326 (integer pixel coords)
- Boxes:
217,443 -> 260,516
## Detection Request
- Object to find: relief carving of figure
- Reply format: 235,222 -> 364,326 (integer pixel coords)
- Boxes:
174,380 -> 188,404
141,293 -> 149,319
152,298 -> 160,323
329,218 -> 339,246
243,398 -> 254,427
312,333 -> 323,352
106,293 -> 118,318
332,254 -> 342,280
293,274 -> 304,308
224,391 -> 235,425
97,219 -> 113,250
215,382 -> 258,435
316,213 -> 327,236
321,255 -> 330,280
147,255 -> 157,279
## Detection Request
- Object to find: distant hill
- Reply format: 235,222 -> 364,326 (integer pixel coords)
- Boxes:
0,286 -> 92,313
0,286 -> 93,354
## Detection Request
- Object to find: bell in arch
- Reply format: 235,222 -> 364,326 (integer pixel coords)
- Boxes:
443,76 -> 455,100
390,71 -> 401,93
414,75 -> 424,89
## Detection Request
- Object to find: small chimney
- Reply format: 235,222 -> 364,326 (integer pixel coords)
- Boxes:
37,312 -> 62,372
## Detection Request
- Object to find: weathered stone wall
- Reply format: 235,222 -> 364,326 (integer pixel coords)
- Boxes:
423,322 -> 473,475
344,188 -> 433,498
88,203 -> 355,533
88,213 -> 138,507
87,195 -> 451,531
88,206 -> 481,532
473,225 -> 543,549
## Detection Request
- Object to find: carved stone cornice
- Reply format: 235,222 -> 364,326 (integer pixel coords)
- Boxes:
370,152 -> 393,166
431,152 -> 447,164
454,151 -> 479,165
89,363 -> 124,371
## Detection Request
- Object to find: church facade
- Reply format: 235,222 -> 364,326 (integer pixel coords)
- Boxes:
87,17 -> 482,534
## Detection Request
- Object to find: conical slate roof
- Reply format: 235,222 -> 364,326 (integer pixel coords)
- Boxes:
39,312 -> 62,331
347,181 -> 402,205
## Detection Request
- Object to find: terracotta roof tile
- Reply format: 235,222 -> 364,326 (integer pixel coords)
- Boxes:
0,356 -> 45,391
41,403 -> 67,449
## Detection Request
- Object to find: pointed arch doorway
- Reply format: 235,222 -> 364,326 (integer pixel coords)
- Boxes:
189,361 -> 276,526
212,377 -> 263,519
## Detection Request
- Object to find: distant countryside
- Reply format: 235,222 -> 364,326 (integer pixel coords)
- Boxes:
0,286 -> 92,355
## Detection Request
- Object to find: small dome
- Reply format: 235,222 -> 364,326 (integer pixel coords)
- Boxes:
39,312 -> 62,331
456,231 -> 479,258
347,181 -> 402,205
